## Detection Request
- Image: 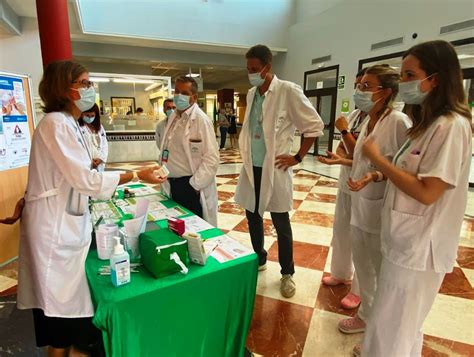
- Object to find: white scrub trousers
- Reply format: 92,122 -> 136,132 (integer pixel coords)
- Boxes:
331,191 -> 359,295
350,225 -> 382,322
361,257 -> 444,357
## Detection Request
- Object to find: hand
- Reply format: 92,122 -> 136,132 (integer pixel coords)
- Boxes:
275,154 -> 298,171
335,115 -> 349,132
362,137 -> 381,162
317,151 -> 344,165
0,197 -> 25,225
92,158 -> 103,169
137,166 -> 167,184
347,174 -> 374,192
119,172 -> 134,185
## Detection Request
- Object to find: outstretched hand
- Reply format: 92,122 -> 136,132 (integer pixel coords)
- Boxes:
0,197 -> 25,225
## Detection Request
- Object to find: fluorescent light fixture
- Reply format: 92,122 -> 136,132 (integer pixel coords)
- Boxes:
113,78 -> 155,84
458,54 -> 474,60
145,83 -> 160,91
89,77 -> 110,83
185,73 -> 200,78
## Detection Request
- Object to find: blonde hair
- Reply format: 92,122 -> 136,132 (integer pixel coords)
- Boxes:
365,64 -> 400,118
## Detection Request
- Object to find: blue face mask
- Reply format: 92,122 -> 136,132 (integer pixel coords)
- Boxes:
174,94 -> 191,111
165,109 -> 174,117
353,89 -> 381,113
82,115 -> 95,124
398,76 -> 433,105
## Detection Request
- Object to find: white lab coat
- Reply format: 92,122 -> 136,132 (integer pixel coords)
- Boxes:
155,118 -> 168,154
80,124 -> 108,172
17,112 -> 120,318
235,76 -> 324,216
158,103 -> 219,226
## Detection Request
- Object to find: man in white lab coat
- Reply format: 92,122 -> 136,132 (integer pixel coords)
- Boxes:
140,76 -> 220,226
155,98 -> 176,151
235,45 -> 324,298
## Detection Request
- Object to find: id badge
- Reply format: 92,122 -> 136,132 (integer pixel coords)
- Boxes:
161,149 -> 169,164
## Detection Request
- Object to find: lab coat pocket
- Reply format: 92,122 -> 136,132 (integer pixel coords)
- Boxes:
351,194 -> 383,234
399,153 -> 421,175
58,212 -> 91,249
389,209 -> 426,255
189,141 -> 203,156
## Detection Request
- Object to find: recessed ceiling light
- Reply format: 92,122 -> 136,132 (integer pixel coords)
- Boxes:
89,77 -> 110,83
113,79 -> 155,84
185,73 -> 200,78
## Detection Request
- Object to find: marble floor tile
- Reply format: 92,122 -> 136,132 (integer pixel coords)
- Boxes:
293,199 -> 303,210
424,293 -> 474,345
293,178 -> 319,186
293,191 -> 310,200
422,334 -> 474,356
291,211 -> 334,228
215,177 -> 233,184
233,218 -> 276,236
217,184 -> 238,193
298,200 -> 336,215
215,213 -> 245,231
324,248 -> 333,273
293,184 -> 314,192
302,309 -> 362,357
267,241 -> 329,271
462,267 -> 474,289
218,202 -> 245,215
0,276 -> 17,294
246,295 -> 314,357
457,246 -> 474,269
305,192 -> 337,203
315,179 -> 338,188
438,267 -> 474,300
310,186 -> 339,195
256,261 -> 323,308
291,223 -> 333,247
315,272 -> 358,317
217,191 -> 234,202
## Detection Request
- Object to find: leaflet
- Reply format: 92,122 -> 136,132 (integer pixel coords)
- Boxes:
210,235 -> 253,263
181,215 -> 214,233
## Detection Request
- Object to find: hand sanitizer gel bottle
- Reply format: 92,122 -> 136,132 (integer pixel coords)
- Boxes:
110,236 -> 130,287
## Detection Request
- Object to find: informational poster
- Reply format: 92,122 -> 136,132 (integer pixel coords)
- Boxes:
338,75 -> 345,90
0,75 -> 31,171
341,98 -> 350,113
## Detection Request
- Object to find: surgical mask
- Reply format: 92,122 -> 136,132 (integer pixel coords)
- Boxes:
353,89 -> 381,113
398,76 -> 433,105
174,94 -> 191,111
248,67 -> 267,87
82,115 -> 95,124
165,109 -> 174,117
73,86 -> 96,112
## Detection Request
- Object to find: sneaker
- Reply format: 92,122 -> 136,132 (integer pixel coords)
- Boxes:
341,292 -> 361,309
258,263 -> 267,271
338,316 -> 366,334
280,274 -> 296,298
321,275 -> 351,286
352,344 -> 362,357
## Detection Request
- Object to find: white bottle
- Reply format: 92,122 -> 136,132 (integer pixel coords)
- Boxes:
110,236 -> 131,287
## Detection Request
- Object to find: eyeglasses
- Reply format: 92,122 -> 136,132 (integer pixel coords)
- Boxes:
72,79 -> 94,88
356,82 -> 383,92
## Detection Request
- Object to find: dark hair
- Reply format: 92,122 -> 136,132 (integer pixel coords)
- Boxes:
246,44 -> 273,65
163,98 -> 174,111
136,107 -> 144,113
365,64 -> 400,116
356,67 -> 367,78
39,61 -> 88,114
175,76 -> 198,94
402,40 -> 471,139
78,103 -> 101,132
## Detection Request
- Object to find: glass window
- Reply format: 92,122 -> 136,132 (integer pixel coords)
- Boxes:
305,69 -> 338,90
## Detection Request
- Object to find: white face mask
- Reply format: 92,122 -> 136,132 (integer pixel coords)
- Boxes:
398,75 -> 434,105
248,66 -> 267,87
73,87 -> 96,112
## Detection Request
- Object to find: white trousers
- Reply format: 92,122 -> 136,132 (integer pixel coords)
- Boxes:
331,191 -> 359,295
362,257 -> 444,357
351,225 -> 382,322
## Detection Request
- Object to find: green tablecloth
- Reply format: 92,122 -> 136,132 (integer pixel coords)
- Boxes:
86,192 -> 258,357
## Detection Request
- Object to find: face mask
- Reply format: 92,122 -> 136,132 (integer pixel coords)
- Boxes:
165,109 -> 174,117
398,76 -> 433,105
248,66 -> 267,87
82,115 -> 95,124
353,88 -> 381,113
73,86 -> 96,112
174,94 -> 191,111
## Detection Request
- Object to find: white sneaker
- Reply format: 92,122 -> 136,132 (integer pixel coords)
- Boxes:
258,263 -> 267,271
280,274 -> 296,298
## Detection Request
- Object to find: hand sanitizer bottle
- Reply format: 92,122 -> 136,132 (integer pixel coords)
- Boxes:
110,236 -> 130,287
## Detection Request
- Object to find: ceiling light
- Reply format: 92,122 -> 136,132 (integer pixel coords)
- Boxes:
185,73 -> 200,78
89,77 -> 110,83
113,78 -> 156,84
458,54 -> 474,60
145,83 -> 160,91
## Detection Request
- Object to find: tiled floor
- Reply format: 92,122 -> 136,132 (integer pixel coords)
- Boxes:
1,148 -> 473,356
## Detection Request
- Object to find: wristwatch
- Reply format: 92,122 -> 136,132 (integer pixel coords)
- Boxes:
294,153 -> 302,163
341,129 -> 349,136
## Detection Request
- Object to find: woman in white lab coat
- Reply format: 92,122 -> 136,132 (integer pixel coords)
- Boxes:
17,61 -> 133,356
79,103 -> 108,172
338,65 -> 412,335
353,41 -> 472,357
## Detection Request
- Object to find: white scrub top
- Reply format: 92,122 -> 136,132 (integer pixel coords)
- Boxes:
350,109 -> 412,234
381,113 -> 471,273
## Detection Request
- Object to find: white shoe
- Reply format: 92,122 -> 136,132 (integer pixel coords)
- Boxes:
280,274 -> 296,298
258,263 -> 267,271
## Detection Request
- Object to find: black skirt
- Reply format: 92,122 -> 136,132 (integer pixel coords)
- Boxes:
32,308 -> 104,355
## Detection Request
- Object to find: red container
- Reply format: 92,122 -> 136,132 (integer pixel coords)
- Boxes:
167,217 -> 185,236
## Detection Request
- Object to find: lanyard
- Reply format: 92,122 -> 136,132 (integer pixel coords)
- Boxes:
393,139 -> 412,165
